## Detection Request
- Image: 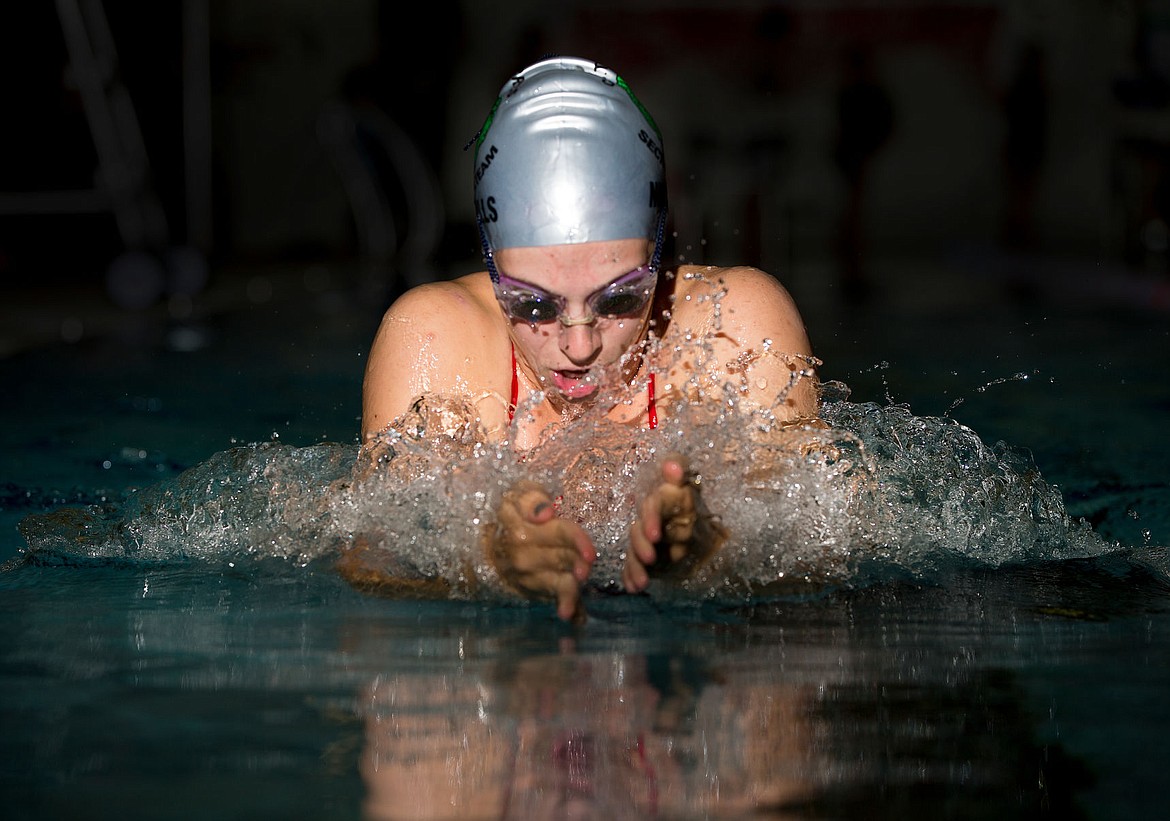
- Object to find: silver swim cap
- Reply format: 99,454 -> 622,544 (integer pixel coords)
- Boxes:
472,57 -> 668,279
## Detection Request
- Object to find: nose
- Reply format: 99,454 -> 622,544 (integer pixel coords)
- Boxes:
558,321 -> 601,364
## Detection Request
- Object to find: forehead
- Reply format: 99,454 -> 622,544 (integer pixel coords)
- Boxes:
494,238 -> 651,293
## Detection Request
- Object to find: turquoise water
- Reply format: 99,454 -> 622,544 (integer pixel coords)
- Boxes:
2,264 -> 1168,819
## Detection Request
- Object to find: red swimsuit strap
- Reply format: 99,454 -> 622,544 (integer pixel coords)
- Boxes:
647,372 -> 658,429
509,344 -> 519,422
508,343 -> 657,429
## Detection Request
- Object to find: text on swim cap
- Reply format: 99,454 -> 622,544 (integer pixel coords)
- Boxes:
638,129 -> 664,165
475,144 -> 499,183
475,196 -> 498,225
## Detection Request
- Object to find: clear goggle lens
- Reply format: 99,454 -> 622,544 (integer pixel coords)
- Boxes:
495,265 -> 657,326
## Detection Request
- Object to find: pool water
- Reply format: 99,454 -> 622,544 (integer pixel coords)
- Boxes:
2,260 -> 1168,819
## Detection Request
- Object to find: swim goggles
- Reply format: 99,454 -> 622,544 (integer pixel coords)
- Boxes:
494,264 -> 658,327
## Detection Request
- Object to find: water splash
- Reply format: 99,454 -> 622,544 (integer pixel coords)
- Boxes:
945,369 -> 1041,416
823,399 -> 1104,573
16,270 -> 1113,599
17,388 -> 1111,606
18,443 -> 354,567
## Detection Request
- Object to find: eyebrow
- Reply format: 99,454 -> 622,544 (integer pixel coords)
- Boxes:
497,264 -> 652,297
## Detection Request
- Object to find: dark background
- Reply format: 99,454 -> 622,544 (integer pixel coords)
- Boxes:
2,0 -> 1168,354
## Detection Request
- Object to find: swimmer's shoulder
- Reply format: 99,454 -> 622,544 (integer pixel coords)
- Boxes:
670,264 -> 802,320
670,263 -> 811,353
667,264 -> 817,419
381,271 -> 499,330
673,263 -> 793,295
368,271 -> 509,383
363,271 -> 511,440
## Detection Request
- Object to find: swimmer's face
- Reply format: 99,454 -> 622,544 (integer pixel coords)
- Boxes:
494,238 -> 656,402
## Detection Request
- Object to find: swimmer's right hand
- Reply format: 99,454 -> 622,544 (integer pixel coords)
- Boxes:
485,481 -> 596,623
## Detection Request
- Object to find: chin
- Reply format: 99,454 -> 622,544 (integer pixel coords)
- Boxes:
553,385 -> 600,405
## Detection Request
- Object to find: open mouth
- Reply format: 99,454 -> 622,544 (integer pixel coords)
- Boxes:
551,369 -> 597,399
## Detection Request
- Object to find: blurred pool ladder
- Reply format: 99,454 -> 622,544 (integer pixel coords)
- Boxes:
0,0 -> 210,307
317,98 -> 446,299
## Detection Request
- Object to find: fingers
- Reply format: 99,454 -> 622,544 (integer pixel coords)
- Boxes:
550,571 -> 585,623
507,480 -> 558,524
659,453 -> 688,487
495,484 -> 559,552
633,475 -> 694,556
625,487 -> 688,594
568,523 -> 597,580
637,452 -> 691,545
622,531 -> 652,593
635,492 -> 663,560
624,454 -> 704,593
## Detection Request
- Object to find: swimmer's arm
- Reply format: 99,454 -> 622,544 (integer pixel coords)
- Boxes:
336,535 -> 458,599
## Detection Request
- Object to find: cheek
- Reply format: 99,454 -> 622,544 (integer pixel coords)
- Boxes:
600,320 -> 645,353
511,324 -> 558,358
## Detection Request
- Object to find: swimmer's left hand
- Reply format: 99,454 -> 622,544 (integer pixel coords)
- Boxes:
623,455 -> 727,593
